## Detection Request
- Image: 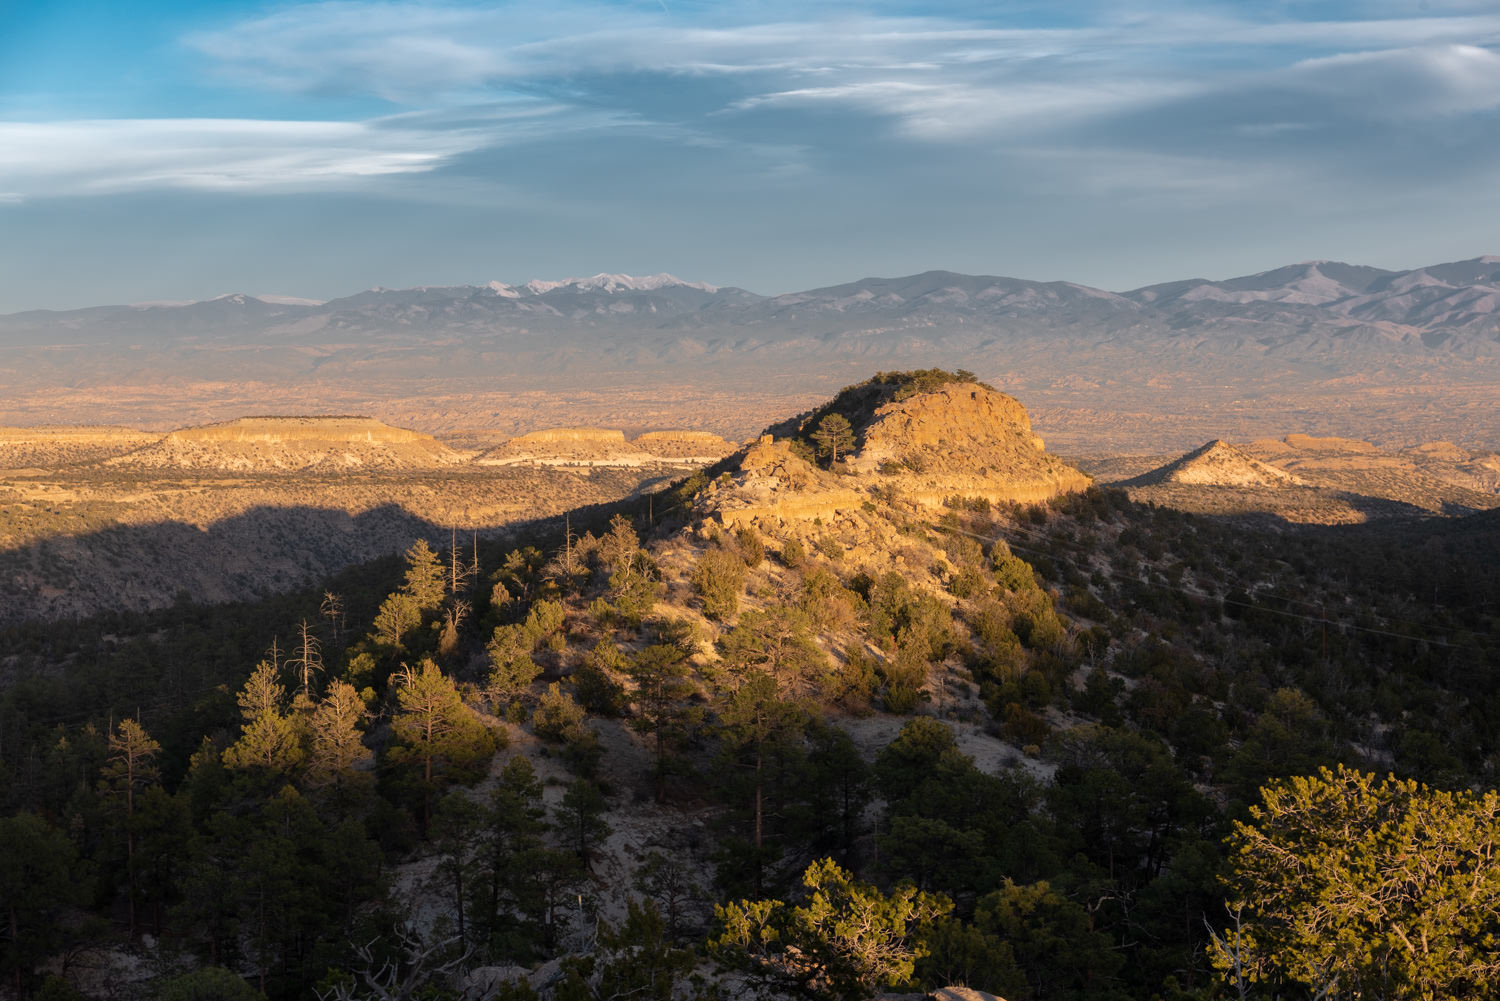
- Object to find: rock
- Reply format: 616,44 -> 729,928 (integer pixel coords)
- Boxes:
930,987 -> 1007,1001
694,380 -> 1090,528
843,382 -> 1091,507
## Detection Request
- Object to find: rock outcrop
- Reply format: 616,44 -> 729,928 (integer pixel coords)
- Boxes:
108,416 -> 465,471
694,379 -> 1090,530
843,383 -> 1090,506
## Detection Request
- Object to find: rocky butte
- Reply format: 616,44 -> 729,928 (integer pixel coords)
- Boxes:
696,376 -> 1090,530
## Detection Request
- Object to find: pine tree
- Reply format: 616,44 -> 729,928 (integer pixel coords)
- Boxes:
556,779 -> 611,870
306,680 -> 371,790
810,412 -> 855,465
626,644 -> 698,803
223,660 -> 305,778
373,591 -> 421,649
390,658 -> 496,832
403,538 -> 447,611
101,718 -> 161,937
718,669 -> 807,893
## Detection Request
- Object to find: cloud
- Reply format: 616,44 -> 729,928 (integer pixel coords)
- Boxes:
1284,44 -> 1500,118
0,116 -> 502,198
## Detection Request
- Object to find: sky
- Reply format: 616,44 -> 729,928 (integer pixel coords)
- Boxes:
2,0 -> 1500,311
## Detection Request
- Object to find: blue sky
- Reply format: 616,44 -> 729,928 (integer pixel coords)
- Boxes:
3,0 -> 1500,310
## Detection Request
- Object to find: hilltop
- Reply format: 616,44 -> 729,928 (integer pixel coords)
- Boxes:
699,372 -> 1089,531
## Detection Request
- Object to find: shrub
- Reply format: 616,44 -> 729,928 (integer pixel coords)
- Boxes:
691,548 -> 746,621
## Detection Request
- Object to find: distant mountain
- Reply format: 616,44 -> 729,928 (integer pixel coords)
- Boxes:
3,261 -> 1499,436
9,259 -> 1500,351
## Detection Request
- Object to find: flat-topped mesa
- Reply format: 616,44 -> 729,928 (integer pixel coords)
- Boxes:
1129,439 -> 1303,488
477,427 -> 654,467
166,416 -> 430,445
0,426 -> 163,468
109,416 -> 465,471
631,430 -> 737,461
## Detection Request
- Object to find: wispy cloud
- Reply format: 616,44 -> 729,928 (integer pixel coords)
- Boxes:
0,116 -> 497,198
9,0 -> 1500,238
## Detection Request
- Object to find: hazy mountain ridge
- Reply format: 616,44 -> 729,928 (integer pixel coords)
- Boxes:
6,261 -> 1500,454
8,259 -> 1500,352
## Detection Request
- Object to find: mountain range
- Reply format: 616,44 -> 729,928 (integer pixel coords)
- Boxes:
4,259 -> 1499,450
7,258 -> 1500,354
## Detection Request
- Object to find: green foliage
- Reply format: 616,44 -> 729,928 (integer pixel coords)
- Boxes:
627,644 -> 699,802
735,526 -> 765,567
0,811 -> 85,994
402,538 -> 448,612
305,680 -> 372,790
573,898 -> 696,1001
533,682 -> 587,743
388,658 -> 498,831
726,605 -> 821,679
557,779 -> 611,869
811,413 -> 856,466
573,640 -> 627,716
1214,765 -> 1500,1001
712,857 -> 951,1001
876,640 -> 929,713
691,547 -> 746,621
155,967 -> 266,1001
485,598 -> 567,708
372,590 -> 422,649
222,660 -> 306,778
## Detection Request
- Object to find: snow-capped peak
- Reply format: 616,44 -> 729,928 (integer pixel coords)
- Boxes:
489,273 -> 718,296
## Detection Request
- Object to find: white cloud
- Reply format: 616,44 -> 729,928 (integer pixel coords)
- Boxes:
0,117 -> 498,197
1283,44 -> 1500,118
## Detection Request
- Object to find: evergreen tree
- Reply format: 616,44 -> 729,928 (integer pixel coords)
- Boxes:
0,812 -> 85,997
372,591 -> 422,649
720,607 -> 827,694
305,680 -> 371,796
403,538 -> 448,611
556,779 -> 611,870
223,660 -> 305,780
626,644 -> 698,802
690,548 -> 745,621
1214,765 -> 1500,1001
100,718 -> 161,937
810,412 -> 855,465
389,658 -> 497,832
717,669 -> 807,893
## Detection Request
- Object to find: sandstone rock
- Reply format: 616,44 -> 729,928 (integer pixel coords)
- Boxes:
0,425 -> 162,468
843,382 -> 1090,507
694,381 -> 1089,528
930,987 -> 1006,1001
